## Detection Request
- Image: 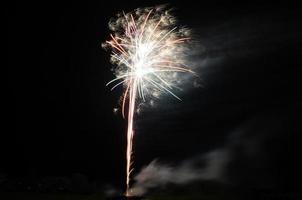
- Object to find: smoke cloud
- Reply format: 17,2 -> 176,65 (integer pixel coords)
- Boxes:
129,110 -> 290,196
130,148 -> 230,196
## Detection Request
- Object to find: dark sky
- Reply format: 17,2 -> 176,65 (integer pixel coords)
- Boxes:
6,0 -> 302,192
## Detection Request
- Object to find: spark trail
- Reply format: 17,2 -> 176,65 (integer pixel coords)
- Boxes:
103,5 -> 194,195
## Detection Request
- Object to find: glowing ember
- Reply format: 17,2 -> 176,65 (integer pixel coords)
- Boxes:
103,5 -> 194,195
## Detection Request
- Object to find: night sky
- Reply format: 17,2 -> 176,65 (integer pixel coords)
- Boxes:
6,0 -> 302,195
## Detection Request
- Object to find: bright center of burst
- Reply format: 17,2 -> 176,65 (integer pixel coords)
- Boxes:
133,43 -> 153,78
134,66 -> 147,78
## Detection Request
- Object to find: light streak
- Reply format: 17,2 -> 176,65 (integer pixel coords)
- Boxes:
103,6 -> 194,195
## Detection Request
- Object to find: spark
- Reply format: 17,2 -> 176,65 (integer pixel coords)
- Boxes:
103,6 -> 195,195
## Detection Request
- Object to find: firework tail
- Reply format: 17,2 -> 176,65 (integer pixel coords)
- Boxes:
126,79 -> 138,195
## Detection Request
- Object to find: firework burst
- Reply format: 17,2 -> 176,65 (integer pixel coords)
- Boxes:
103,5 -> 195,195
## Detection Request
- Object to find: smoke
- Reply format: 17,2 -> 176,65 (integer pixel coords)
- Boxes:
130,148 -> 231,196
129,109 -> 291,196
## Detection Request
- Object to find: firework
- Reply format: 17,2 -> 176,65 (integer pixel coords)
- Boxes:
103,5 -> 194,195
